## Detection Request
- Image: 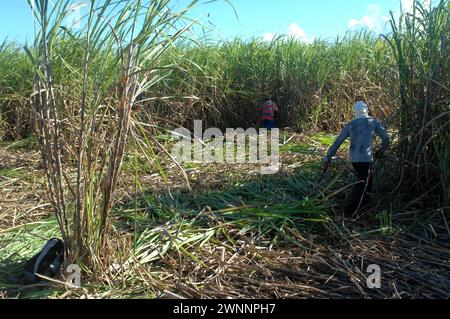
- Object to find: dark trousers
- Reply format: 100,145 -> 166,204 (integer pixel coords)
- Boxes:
261,120 -> 276,130
345,162 -> 373,216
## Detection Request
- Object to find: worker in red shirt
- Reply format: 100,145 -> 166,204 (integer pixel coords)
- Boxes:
260,97 -> 279,130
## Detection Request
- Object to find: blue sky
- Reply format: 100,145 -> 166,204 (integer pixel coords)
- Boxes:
0,0 -> 430,43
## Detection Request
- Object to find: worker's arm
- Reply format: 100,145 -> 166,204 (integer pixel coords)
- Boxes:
269,103 -> 278,118
375,120 -> 390,153
324,125 -> 349,162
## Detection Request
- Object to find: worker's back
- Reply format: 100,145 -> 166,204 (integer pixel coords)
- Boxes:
346,116 -> 387,163
326,114 -> 390,163
261,100 -> 278,121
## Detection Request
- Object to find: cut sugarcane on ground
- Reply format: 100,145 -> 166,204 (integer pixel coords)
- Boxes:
0,132 -> 449,299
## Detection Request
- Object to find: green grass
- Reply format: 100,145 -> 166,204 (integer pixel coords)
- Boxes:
377,210 -> 393,236
1,137 -> 37,150
119,163 -> 336,240
112,169 -> 336,286
122,154 -> 154,174
280,142 -> 320,155
313,133 -> 337,147
0,167 -> 27,179
182,162 -> 202,170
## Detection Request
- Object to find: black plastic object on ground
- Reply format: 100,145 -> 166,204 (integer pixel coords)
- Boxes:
23,238 -> 65,283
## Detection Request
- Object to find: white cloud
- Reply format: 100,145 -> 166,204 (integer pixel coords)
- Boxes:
287,23 -> 312,42
349,1 -> 433,36
401,0 -> 431,13
262,23 -> 314,43
348,4 -> 390,33
262,32 -> 276,42
401,0 -> 414,13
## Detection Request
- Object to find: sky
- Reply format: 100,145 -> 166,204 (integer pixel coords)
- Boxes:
0,0 -> 432,44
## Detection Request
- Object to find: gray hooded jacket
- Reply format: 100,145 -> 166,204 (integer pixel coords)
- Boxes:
325,115 -> 390,163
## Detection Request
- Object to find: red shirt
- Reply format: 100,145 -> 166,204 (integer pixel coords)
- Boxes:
261,101 -> 278,121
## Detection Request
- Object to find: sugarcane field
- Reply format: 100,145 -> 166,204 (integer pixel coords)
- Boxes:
0,0 -> 449,301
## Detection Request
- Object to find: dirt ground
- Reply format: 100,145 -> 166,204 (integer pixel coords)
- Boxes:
0,145 -> 51,230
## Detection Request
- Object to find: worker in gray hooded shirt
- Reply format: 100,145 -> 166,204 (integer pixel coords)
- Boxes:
324,100 -> 390,216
